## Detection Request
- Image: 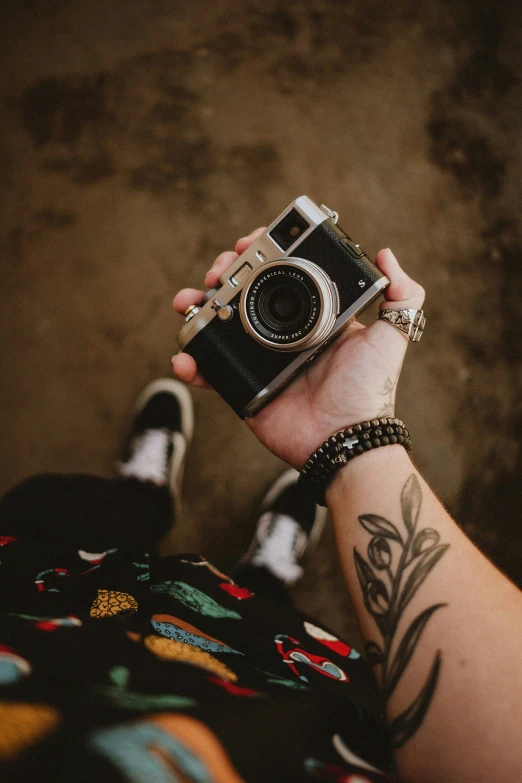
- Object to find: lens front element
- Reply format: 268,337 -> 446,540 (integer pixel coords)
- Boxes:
240,259 -> 339,351
257,274 -> 314,334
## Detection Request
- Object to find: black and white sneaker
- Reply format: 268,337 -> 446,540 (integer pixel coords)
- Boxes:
118,379 -> 194,511
240,470 -> 328,585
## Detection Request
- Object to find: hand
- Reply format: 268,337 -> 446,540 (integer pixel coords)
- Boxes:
172,229 -> 425,469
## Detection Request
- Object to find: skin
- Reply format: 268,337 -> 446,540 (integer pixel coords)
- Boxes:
172,231 -> 522,782
173,229 -> 423,469
326,448 -> 522,783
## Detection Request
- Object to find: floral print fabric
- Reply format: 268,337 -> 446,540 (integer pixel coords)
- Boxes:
0,531 -> 393,781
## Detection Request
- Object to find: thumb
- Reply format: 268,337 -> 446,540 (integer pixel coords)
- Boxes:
365,249 -> 425,350
376,248 -> 425,310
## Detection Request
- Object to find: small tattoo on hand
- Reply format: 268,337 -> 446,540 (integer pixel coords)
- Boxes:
377,376 -> 398,417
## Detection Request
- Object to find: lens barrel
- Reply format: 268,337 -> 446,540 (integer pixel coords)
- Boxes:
240,258 -> 339,351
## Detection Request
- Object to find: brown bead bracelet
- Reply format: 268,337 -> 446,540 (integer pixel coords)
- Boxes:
298,417 -> 411,506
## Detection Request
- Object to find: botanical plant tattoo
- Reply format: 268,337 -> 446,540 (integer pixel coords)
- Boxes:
377,376 -> 398,417
354,474 -> 449,748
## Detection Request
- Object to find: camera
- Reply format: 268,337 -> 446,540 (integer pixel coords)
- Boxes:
177,196 -> 389,418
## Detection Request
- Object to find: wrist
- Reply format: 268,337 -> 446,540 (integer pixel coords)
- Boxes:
325,444 -> 412,509
299,417 -> 411,505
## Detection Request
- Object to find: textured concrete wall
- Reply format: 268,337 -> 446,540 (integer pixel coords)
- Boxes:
1,0 -> 520,640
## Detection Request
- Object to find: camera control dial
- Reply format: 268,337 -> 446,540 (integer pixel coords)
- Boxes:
203,288 -> 219,302
184,304 -> 201,322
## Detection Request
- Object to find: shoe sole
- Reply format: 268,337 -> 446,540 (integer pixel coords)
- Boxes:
260,468 -> 328,558
126,378 -> 194,513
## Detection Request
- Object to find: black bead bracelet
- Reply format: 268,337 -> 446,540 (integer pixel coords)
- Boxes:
298,417 -> 411,506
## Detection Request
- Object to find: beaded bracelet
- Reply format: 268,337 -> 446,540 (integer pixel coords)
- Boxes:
298,417 -> 411,506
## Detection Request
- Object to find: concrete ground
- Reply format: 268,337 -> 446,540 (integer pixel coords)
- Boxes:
1,0 -> 520,643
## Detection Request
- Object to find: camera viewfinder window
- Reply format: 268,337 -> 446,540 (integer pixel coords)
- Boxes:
269,209 -> 309,251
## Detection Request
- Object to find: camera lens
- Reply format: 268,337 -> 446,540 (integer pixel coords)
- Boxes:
257,277 -> 312,333
240,258 -> 339,352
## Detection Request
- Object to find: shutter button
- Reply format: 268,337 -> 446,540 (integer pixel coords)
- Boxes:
217,305 -> 234,322
211,299 -> 234,322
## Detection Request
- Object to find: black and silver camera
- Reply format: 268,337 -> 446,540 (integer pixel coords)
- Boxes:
177,196 -> 389,418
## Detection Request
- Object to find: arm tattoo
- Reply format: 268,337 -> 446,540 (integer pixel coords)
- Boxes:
377,376 -> 397,417
354,474 -> 449,748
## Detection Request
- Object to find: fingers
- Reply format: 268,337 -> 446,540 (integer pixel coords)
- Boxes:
172,353 -> 210,389
365,249 -> 425,350
204,251 -> 238,289
234,226 -> 266,255
375,249 -> 425,310
172,226 -> 267,393
203,227 -> 266,288
173,288 -> 206,315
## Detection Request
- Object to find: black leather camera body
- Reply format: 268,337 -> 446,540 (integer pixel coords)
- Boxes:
177,196 -> 389,418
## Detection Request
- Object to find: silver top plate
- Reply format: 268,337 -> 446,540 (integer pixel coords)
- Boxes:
177,196 -> 331,350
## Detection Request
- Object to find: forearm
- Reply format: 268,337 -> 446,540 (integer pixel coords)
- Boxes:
326,446 -> 522,783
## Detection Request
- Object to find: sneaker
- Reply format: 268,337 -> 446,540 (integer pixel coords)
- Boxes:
118,379 -> 194,511
239,470 -> 328,585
